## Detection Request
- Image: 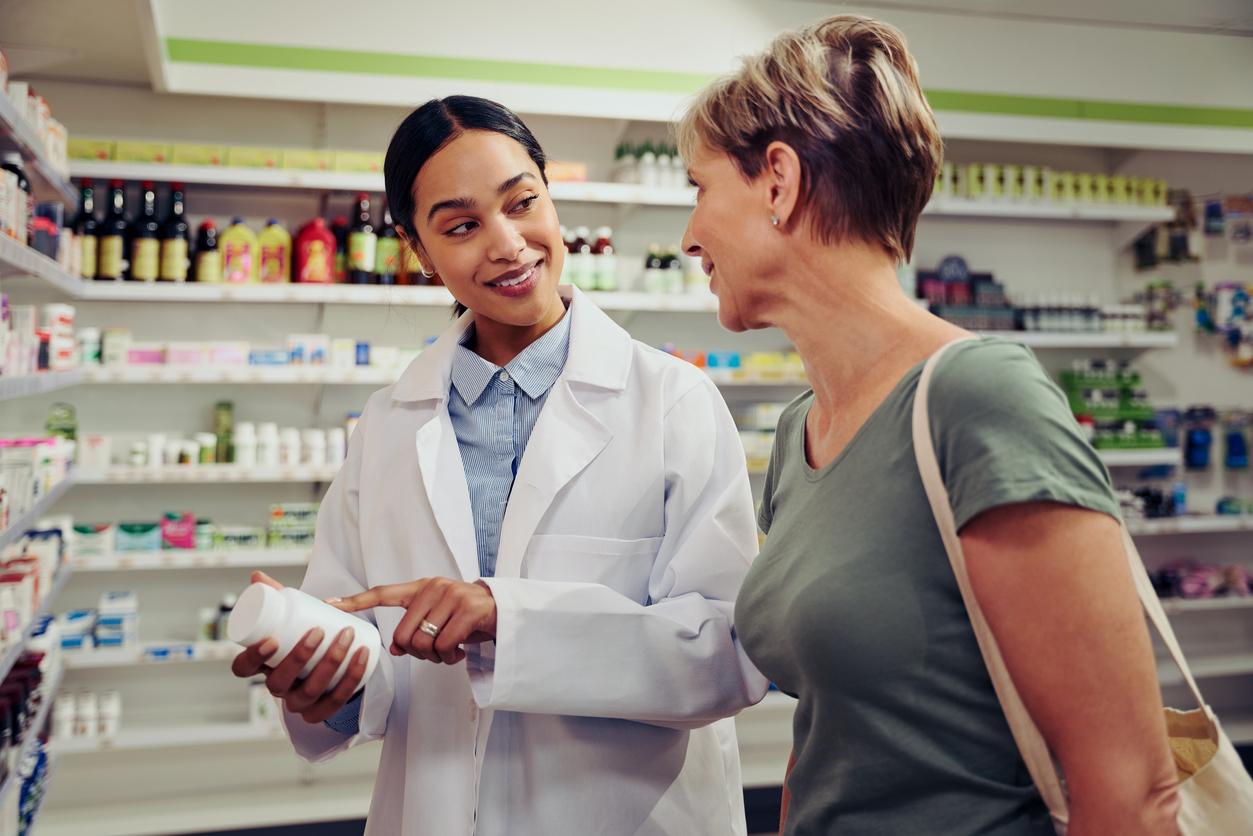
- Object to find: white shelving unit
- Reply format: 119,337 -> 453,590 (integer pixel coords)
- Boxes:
0,93 -> 75,204
1128,516 -> 1253,537
1098,449 -> 1182,468
1161,597 -> 1253,615
1159,653 -> 1253,686
1004,332 -> 1177,349
0,369 -> 83,402
71,548 -> 308,572
67,161 -> 1175,225
0,234 -> 82,293
53,721 -> 288,754
63,640 -> 238,670
82,366 -> 396,386
0,478 -> 74,551
74,465 -> 341,485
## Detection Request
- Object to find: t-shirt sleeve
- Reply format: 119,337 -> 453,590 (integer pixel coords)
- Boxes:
929,341 -> 1121,531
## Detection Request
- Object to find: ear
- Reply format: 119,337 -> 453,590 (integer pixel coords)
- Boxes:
763,141 -> 802,230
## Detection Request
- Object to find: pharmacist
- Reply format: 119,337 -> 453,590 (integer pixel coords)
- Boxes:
230,95 -> 768,836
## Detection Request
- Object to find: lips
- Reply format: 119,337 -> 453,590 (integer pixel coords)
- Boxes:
487,260 -> 541,288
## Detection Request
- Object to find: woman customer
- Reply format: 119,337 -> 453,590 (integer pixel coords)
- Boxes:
230,95 -> 767,836
677,15 -> 1180,836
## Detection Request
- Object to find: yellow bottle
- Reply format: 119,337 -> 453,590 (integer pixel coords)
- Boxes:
220,217 -> 259,284
258,219 -> 292,284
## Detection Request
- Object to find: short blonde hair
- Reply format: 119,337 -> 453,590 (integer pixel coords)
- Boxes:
678,15 -> 942,263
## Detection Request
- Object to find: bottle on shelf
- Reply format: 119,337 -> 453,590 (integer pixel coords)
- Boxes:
347,193 -> 377,285
643,244 -> 664,293
375,203 -> 401,286
194,220 -> 222,283
158,182 -> 190,282
0,153 -> 31,246
128,181 -> 160,282
569,226 -> 594,290
331,216 -> 350,283
664,246 -> 684,294
258,219 -> 292,284
72,179 -> 99,280
592,226 -> 617,291
294,217 -> 335,284
221,217 -> 259,284
96,180 -> 129,281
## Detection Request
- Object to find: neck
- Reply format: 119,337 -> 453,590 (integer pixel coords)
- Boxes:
469,292 -> 567,367
764,243 -> 964,414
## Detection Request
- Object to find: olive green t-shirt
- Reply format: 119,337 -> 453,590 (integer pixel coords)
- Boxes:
737,338 -> 1119,836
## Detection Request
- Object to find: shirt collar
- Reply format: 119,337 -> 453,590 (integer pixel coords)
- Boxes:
451,306 -> 572,405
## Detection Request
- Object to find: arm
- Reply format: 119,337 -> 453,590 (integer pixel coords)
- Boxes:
280,403 -> 397,763
961,502 -> 1179,836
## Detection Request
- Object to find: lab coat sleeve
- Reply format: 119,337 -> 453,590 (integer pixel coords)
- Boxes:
280,404 -> 396,762
469,377 -> 769,728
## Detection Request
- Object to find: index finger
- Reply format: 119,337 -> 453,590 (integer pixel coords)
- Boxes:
327,582 -> 422,612
231,637 -> 279,678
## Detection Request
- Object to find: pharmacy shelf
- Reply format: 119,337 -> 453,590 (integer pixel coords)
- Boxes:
0,94 -> 75,204
0,369 -> 83,402
53,721 -> 288,754
1098,449 -> 1182,468
1224,713 -> 1253,746
0,566 -> 73,685
0,233 -> 82,292
74,465 -> 340,485
0,667 -> 65,817
63,640 -> 238,670
37,775 -> 375,836
0,478 -> 74,551
71,548 -> 309,572
73,281 -> 454,305
924,197 -> 1173,223
1160,653 -> 1253,687
70,160 -> 383,194
1129,516 -> 1253,537
1161,597 -> 1253,615
82,366 -> 396,386
1002,331 -> 1178,350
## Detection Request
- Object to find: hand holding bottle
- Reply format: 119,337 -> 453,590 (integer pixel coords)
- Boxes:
229,571 -> 371,724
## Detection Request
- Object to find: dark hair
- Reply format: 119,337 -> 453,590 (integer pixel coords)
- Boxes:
384,96 -> 549,315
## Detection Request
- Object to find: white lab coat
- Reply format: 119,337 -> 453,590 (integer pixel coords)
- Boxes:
282,285 -> 768,836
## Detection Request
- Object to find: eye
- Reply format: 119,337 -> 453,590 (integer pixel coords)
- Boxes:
444,221 -> 478,238
510,194 -> 540,213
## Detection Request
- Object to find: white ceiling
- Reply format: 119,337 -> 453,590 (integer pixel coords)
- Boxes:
835,0 -> 1253,36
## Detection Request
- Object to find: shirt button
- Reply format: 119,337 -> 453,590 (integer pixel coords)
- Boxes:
499,371 -> 510,382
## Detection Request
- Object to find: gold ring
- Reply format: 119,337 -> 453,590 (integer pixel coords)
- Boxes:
418,620 -> 441,638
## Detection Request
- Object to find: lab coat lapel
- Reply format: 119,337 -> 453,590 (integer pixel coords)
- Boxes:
414,406 -> 480,582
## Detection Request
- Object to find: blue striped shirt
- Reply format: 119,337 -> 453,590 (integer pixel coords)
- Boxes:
324,309 -> 571,736
448,311 -> 572,578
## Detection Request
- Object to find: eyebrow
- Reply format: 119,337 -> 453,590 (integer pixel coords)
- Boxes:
425,172 -> 538,223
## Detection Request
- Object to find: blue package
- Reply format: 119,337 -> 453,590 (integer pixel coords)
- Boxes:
249,349 -> 292,366
356,341 -> 370,366
705,351 -> 742,370
93,634 -> 129,648
115,523 -> 161,552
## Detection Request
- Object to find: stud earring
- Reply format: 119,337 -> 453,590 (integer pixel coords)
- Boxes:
770,215 -> 780,227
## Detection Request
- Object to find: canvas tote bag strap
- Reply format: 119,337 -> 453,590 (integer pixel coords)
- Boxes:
911,338 -> 1070,824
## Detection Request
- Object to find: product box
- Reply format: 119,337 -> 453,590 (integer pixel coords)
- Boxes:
114,523 -> 161,552
213,525 -> 264,550
269,502 -> 319,529
226,146 -> 282,169
282,150 -> 332,171
546,161 -> 588,183
331,151 -> 384,173
67,138 -> 116,161
114,141 -> 173,164
125,343 -> 166,366
160,513 -> 196,550
70,523 -> 115,559
98,590 -> 139,615
268,529 -> 315,549
143,643 -> 195,663
171,144 -> 227,166
248,349 -> 291,366
287,334 -> 330,366
165,342 -> 210,366
208,342 -> 250,367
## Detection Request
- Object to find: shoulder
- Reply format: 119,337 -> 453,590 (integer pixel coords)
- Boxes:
929,338 -> 1065,416
630,341 -> 723,413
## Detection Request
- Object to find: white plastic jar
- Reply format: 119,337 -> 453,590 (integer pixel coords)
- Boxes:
227,582 -> 381,692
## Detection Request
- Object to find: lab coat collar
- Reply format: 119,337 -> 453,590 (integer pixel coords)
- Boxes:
391,286 -> 631,403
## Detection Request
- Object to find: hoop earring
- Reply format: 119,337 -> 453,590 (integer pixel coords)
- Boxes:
419,267 -> 435,279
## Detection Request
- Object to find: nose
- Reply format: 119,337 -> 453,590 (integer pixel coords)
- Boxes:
487,217 -> 526,263
681,219 -> 701,258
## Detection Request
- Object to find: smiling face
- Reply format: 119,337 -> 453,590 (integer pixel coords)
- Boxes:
408,129 -> 566,328
681,143 -> 782,333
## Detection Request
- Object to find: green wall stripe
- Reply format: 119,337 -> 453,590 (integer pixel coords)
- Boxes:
164,38 -> 713,94
165,37 -> 1253,130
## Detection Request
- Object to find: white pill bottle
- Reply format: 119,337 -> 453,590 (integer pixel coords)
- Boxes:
227,583 -> 381,692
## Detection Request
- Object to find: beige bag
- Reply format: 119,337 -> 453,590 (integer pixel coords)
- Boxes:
912,338 -> 1253,834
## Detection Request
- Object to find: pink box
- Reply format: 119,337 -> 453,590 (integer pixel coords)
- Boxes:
161,513 -> 197,550
166,343 -> 208,366
126,345 -> 166,365
209,342 -> 249,367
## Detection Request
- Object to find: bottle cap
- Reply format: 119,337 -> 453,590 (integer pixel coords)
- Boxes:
227,583 -> 282,646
